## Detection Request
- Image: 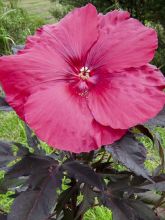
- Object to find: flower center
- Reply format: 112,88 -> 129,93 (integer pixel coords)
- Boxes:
78,67 -> 90,80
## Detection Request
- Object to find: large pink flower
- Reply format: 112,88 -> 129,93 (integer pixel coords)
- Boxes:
0,4 -> 165,153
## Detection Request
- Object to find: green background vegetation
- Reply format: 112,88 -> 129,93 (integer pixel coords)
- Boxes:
0,0 -> 165,219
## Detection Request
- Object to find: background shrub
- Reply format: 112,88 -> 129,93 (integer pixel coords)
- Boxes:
0,0 -> 45,55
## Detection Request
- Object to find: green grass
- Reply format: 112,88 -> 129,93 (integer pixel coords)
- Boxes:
0,191 -> 14,212
13,0 -> 69,22
84,206 -> 112,220
0,112 -> 26,144
0,0 -> 46,55
10,0 -> 54,22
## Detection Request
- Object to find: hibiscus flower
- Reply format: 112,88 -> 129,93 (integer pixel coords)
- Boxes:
0,4 -> 165,153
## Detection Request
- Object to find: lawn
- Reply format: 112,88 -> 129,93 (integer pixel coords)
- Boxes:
5,0 -> 54,22
20,0 -> 53,21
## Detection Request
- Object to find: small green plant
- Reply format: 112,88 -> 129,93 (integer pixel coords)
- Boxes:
84,206 -> 112,220
49,0 -> 72,21
0,0 -> 45,55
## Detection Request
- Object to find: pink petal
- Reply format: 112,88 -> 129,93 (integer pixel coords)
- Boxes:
24,24 -> 57,50
88,65 -> 165,129
99,10 -> 130,31
87,12 -> 157,71
24,83 -> 125,153
93,120 -> 126,146
0,47 -> 68,118
25,3 -> 98,68
0,4 -> 99,118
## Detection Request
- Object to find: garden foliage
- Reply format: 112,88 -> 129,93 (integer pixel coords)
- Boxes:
0,2 -> 165,220
0,0 -> 45,55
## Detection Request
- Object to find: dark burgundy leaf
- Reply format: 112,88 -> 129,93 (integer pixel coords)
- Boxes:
0,142 -> 14,167
0,213 -> 7,220
103,173 -> 132,186
62,161 -> 104,190
0,141 -> 28,170
62,209 -> 74,220
92,161 -> 112,172
24,125 -> 43,154
5,154 -> 55,179
55,185 -> 77,216
75,185 -> 96,220
130,200 -> 159,220
8,167 -> 63,220
0,141 -> 13,153
49,211 -> 65,220
137,191 -> 162,205
135,124 -> 154,143
13,142 -> 29,157
146,107 -> 165,127
0,97 -> 12,111
28,172 -> 48,190
0,177 -> 27,193
50,212 -> 63,220
107,177 -> 138,196
106,198 -> 159,220
3,154 -> 58,193
7,191 -> 38,220
107,175 -> 147,198
106,133 -> 151,180
0,141 -> 18,169
139,180 -> 165,191
153,139 -> 165,176
24,125 -> 39,147
77,151 -> 95,162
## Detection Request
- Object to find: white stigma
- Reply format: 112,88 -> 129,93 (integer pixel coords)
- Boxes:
79,66 -> 90,80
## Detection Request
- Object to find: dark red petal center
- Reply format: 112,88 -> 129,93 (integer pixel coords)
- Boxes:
68,66 -> 92,97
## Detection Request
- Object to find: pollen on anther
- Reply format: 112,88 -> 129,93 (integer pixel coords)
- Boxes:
78,90 -> 88,97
